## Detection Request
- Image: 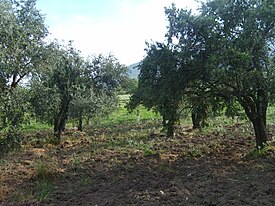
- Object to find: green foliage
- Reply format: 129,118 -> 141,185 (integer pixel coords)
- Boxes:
0,126 -> 22,157
128,43 -> 183,136
120,77 -> 138,94
0,87 -> 29,156
0,88 -> 29,128
29,41 -> 128,140
0,0 -> 48,89
28,41 -> 84,141
68,54 -> 128,130
0,0 -> 273,155
130,0 -> 274,147
200,0 -> 274,148
0,0 -> 48,153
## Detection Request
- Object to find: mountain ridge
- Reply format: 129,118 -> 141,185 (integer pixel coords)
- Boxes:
127,62 -> 140,79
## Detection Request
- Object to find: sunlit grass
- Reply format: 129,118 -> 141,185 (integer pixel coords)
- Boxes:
92,105 -> 160,128
33,159 -> 58,180
22,121 -> 51,132
246,144 -> 275,158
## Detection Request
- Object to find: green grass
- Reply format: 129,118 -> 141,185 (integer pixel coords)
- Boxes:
267,106 -> 275,124
19,97 -> 274,145
119,94 -> 131,102
246,144 -> 275,158
33,159 -> 57,180
22,121 -> 51,132
35,179 -> 54,201
90,94 -> 160,128
97,106 -> 159,125
106,137 -> 154,152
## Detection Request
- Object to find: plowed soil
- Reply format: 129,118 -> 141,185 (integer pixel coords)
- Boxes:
1,122 -> 274,206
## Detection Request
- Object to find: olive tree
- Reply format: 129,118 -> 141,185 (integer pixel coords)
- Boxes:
0,0 -> 48,89
165,0 -> 274,148
29,41 -> 84,142
69,54 -> 128,131
0,0 -> 48,153
128,43 -> 184,136
30,43 -> 128,141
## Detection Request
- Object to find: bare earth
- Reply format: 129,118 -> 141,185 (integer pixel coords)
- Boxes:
1,122 -> 274,206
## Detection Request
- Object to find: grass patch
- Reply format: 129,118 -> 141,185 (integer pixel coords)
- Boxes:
90,94 -> 160,128
246,144 -> 275,158
35,179 -> 54,201
80,176 -> 93,186
33,159 -> 58,180
8,191 -> 33,203
93,105 -> 160,128
105,136 -> 154,154
22,121 -> 51,132
182,144 -> 205,158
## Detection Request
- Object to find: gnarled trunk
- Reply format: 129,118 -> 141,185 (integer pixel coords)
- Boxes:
54,98 -> 70,143
167,119 -> 175,137
163,108 -> 178,137
77,112 -> 83,132
192,110 -> 201,129
239,91 -> 268,149
251,116 -> 268,149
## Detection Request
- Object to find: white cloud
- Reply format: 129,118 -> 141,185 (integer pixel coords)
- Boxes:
46,0 -> 200,65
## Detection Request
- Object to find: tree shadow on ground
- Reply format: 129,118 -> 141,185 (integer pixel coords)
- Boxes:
2,124 -> 275,206
42,125 -> 275,206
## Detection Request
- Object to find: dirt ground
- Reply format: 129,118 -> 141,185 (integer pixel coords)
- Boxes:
1,122 -> 275,206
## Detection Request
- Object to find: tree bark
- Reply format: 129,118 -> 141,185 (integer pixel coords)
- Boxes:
78,112 -> 83,132
166,110 -> 178,137
167,120 -> 175,137
251,116 -> 268,149
192,110 -> 201,129
54,111 -> 67,143
239,94 -> 268,149
162,114 -> 176,137
54,98 -> 70,143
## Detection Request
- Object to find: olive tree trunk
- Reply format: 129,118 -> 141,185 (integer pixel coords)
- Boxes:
54,98 -> 70,143
191,110 -> 201,129
251,116 -> 268,149
77,111 -> 83,132
239,91 -> 268,149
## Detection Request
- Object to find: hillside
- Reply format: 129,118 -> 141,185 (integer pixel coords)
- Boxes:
127,62 -> 140,79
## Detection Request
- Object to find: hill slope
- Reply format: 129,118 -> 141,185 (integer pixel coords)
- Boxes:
127,62 -> 140,79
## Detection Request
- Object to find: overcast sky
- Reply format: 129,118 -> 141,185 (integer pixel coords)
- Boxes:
36,0 -> 200,65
